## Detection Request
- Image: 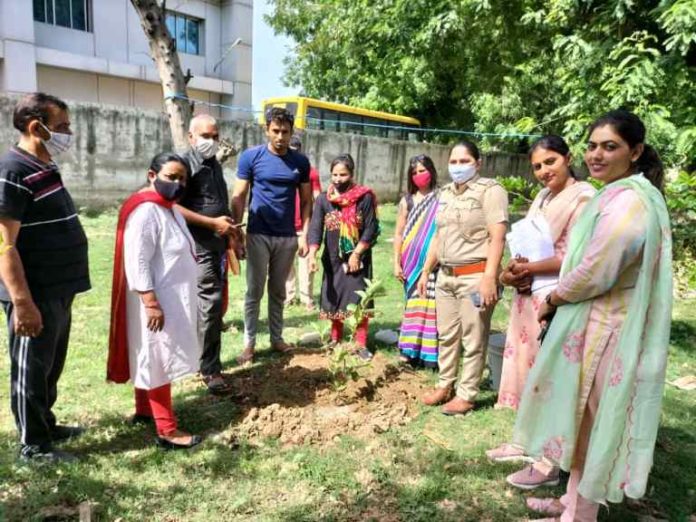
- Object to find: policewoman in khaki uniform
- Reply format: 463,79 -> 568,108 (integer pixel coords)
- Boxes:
418,141 -> 508,415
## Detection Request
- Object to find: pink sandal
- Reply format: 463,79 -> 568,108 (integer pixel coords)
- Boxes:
526,497 -> 564,516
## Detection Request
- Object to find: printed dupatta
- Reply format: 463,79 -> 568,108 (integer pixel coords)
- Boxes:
400,191 -> 439,298
512,174 -> 672,504
326,183 -> 378,259
527,181 -> 596,245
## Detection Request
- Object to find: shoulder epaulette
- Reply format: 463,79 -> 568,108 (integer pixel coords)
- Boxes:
474,177 -> 498,187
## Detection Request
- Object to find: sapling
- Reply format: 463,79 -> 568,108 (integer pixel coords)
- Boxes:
327,278 -> 386,397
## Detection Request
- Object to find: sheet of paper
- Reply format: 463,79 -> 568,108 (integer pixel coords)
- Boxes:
506,216 -> 558,294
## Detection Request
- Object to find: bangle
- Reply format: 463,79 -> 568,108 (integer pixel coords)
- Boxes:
144,301 -> 160,309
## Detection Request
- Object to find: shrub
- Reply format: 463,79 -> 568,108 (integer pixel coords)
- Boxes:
666,171 -> 696,295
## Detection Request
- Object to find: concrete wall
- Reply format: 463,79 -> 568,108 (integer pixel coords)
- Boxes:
301,132 -> 533,200
0,97 -> 531,207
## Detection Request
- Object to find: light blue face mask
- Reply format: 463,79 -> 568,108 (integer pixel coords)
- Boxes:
448,163 -> 477,184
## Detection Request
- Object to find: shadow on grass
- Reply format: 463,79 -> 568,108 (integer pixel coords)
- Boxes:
269,422 -> 695,522
670,319 -> 695,356
0,441 -> 159,521
270,447 -> 535,522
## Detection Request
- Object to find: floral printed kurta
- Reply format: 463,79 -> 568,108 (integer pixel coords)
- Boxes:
497,181 -> 595,409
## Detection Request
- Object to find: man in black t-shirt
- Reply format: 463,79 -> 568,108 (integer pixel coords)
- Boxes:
176,114 -> 236,394
0,93 -> 91,462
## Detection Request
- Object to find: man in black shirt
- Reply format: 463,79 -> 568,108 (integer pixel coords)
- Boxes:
177,114 -> 236,394
0,93 -> 91,462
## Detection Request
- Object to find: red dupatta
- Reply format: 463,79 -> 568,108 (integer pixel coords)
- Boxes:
326,183 -> 377,258
107,191 -> 173,383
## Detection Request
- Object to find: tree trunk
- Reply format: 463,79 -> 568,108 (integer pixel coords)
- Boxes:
130,0 -> 191,152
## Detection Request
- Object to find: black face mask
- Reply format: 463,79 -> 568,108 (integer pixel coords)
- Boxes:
154,178 -> 185,201
334,181 -> 352,193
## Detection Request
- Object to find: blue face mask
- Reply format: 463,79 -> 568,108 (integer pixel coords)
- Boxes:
448,163 -> 477,184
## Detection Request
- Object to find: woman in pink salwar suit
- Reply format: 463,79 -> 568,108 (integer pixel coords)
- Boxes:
496,136 -> 596,411
487,136 -> 596,491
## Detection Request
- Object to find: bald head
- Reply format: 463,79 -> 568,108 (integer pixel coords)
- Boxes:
189,114 -> 218,134
188,114 -> 219,152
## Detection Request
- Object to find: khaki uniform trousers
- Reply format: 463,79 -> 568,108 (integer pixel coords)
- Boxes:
435,271 -> 495,402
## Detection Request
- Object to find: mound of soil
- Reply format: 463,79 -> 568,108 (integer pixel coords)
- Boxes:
222,350 -> 429,446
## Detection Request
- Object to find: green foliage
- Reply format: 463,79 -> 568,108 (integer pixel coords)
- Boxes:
268,0 -> 696,166
327,343 -> 371,393
327,278 -> 386,394
496,176 -> 541,214
665,171 -> 696,294
310,320 -> 332,345
345,278 -> 387,339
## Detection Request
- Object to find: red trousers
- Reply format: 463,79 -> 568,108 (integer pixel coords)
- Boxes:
134,384 -> 177,436
331,317 -> 369,347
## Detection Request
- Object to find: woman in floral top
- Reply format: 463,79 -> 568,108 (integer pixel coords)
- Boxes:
308,154 -> 379,360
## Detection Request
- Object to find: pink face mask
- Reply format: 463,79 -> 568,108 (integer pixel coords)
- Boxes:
412,170 -> 432,189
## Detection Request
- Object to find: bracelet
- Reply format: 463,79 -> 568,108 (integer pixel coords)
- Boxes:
144,302 -> 161,309
545,293 -> 557,307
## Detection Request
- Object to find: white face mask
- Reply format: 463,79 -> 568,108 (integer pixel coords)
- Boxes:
39,122 -> 73,157
195,137 -> 219,160
448,163 -> 477,184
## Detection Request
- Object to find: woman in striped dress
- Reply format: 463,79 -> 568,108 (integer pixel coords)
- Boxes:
393,154 -> 439,368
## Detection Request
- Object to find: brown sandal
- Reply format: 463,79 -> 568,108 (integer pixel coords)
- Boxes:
271,341 -> 294,354
236,347 -> 255,365
202,374 -> 233,395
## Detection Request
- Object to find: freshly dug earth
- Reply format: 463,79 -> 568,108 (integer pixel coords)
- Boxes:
221,349 -> 429,446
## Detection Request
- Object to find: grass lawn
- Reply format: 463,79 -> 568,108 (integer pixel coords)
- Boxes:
0,204 -> 694,521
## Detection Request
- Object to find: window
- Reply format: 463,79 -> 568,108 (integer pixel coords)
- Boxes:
363,117 -> 388,138
33,0 -> 91,31
387,124 -> 404,140
340,113 -> 364,135
306,107 -> 321,130
166,12 -> 202,55
321,110 -> 340,132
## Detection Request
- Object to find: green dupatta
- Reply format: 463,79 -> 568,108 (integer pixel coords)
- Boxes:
512,174 -> 673,504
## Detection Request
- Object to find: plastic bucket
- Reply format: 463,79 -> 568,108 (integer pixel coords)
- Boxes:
487,332 -> 506,391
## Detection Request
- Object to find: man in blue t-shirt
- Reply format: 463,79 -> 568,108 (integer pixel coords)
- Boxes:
232,108 -> 311,363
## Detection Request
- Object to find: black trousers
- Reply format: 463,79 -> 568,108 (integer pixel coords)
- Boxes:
196,248 -> 225,376
3,295 -> 74,448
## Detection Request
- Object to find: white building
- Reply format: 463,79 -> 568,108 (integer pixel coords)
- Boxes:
0,0 -> 253,119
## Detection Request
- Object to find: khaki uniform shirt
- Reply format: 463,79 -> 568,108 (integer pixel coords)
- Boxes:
436,175 -> 508,266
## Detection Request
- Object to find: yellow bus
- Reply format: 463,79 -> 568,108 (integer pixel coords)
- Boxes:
261,96 -> 422,140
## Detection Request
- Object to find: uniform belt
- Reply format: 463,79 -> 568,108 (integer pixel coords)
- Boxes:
441,261 -> 487,276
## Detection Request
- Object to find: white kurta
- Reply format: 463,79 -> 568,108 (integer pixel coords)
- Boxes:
124,202 -> 200,389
